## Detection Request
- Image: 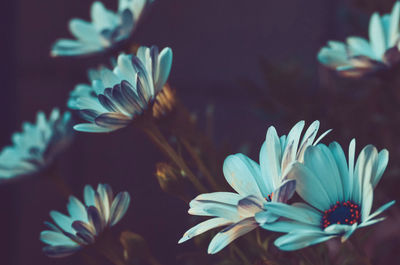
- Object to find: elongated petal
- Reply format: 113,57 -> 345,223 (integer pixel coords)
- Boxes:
67,196 -> 88,222
369,13 -> 387,59
194,192 -> 243,205
110,192 -> 131,226
222,154 -> 263,197
274,232 -> 335,251
50,211 -> 74,234
372,149 -> 388,188
208,218 -> 258,254
263,202 -> 321,225
40,230 -> 78,246
43,245 -> 81,258
389,1 -> 400,47
237,196 -> 264,218
287,163 -> 332,211
178,218 -> 232,243
74,123 -> 114,133
259,126 -> 281,192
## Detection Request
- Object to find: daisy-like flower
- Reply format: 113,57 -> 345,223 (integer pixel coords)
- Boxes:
178,121 -> 330,254
318,1 -> 400,78
0,109 -> 73,182
72,45 -> 173,133
68,68 -> 101,109
40,183 -> 131,257
51,0 -> 152,57
262,139 -> 395,251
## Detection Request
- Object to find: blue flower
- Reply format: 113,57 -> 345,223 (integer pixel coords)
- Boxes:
318,1 -> 400,78
261,139 -> 395,251
40,183 -> 131,257
51,0 -> 152,57
0,109 -> 73,181
72,45 -> 173,133
179,121 -> 330,254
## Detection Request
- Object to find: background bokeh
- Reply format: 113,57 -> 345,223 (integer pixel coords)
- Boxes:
1,0 -> 399,264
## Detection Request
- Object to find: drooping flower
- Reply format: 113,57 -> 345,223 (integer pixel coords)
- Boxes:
318,1 -> 400,78
40,183 -> 131,257
51,0 -> 152,57
0,109 -> 73,182
262,139 -> 395,251
72,45 -> 173,133
178,121 -> 330,254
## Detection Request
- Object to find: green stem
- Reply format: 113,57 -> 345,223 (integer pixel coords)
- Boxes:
140,120 -> 207,193
231,244 -> 252,265
180,138 -> 219,191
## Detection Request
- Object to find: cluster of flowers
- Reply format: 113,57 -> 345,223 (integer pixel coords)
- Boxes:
0,0 -> 397,261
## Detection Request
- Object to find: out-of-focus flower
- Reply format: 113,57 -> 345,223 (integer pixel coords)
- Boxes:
318,2 -> 400,78
51,0 -> 152,57
0,109 -> 73,182
179,121 -> 330,254
40,183 -> 131,257
72,45 -> 173,133
262,140 -> 395,251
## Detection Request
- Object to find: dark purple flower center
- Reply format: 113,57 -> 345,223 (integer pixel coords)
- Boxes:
321,201 -> 361,229
265,193 -> 273,202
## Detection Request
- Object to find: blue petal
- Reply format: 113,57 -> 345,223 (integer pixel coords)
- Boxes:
208,218 -> 257,254
287,163 -> 332,211
389,1 -> 400,46
329,142 -> 351,201
274,232 -> 334,251
74,123 -> 114,133
372,149 -> 389,188
194,192 -> 243,205
369,12 -> 386,59
263,202 -> 321,226
222,154 -> 263,197
155,47 -> 173,92
67,196 -> 88,222
84,185 -> 96,206
40,230 -> 78,246
50,211 -> 74,234
259,126 -> 281,193
178,218 -> 231,244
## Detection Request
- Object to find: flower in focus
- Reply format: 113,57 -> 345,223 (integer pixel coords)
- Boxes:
68,68 -> 102,109
262,139 -> 395,251
318,1 -> 400,78
51,0 -> 152,57
72,45 -> 173,133
0,109 -> 73,182
179,121 -> 330,254
40,183 -> 131,257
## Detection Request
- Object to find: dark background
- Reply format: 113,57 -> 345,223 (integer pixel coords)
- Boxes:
1,0 -> 399,264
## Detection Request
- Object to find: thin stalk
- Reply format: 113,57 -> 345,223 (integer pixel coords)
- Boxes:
231,244 -> 252,265
147,256 -> 163,265
180,138 -> 219,191
140,121 -> 207,193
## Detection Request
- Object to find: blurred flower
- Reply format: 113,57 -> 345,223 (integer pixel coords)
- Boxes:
40,183 -> 131,257
72,45 -> 173,133
262,139 -> 395,251
51,0 -> 152,57
0,109 -> 73,181
318,2 -> 400,78
179,121 -> 330,254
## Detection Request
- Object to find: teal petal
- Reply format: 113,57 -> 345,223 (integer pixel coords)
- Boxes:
261,220 -> 321,233
389,1 -> 400,47
40,230 -> 78,246
287,163 -> 332,211
329,142 -> 351,201
178,218 -> 231,244
259,126 -> 281,192
50,211 -> 74,234
372,149 -> 389,188
263,202 -> 321,225
369,12 -> 386,59
274,231 -> 334,251
208,218 -> 257,254
222,154 -> 263,197
363,200 -> 395,224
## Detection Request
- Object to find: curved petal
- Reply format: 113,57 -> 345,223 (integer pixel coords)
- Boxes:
40,230 -> 78,246
110,191 -> 131,226
263,202 -> 321,226
208,218 -> 257,254
274,231 -> 334,251
222,154 -> 263,197
178,218 -> 232,243
369,13 -> 387,59
287,163 -> 332,211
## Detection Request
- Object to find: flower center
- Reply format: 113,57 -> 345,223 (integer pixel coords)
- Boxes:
321,201 -> 361,229
265,192 -> 273,202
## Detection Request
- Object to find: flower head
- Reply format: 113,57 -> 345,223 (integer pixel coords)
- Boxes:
179,121 -> 330,254
0,109 -> 73,181
40,183 -> 131,257
72,45 -> 173,133
318,1 -> 400,78
262,139 -> 395,251
51,0 -> 152,57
